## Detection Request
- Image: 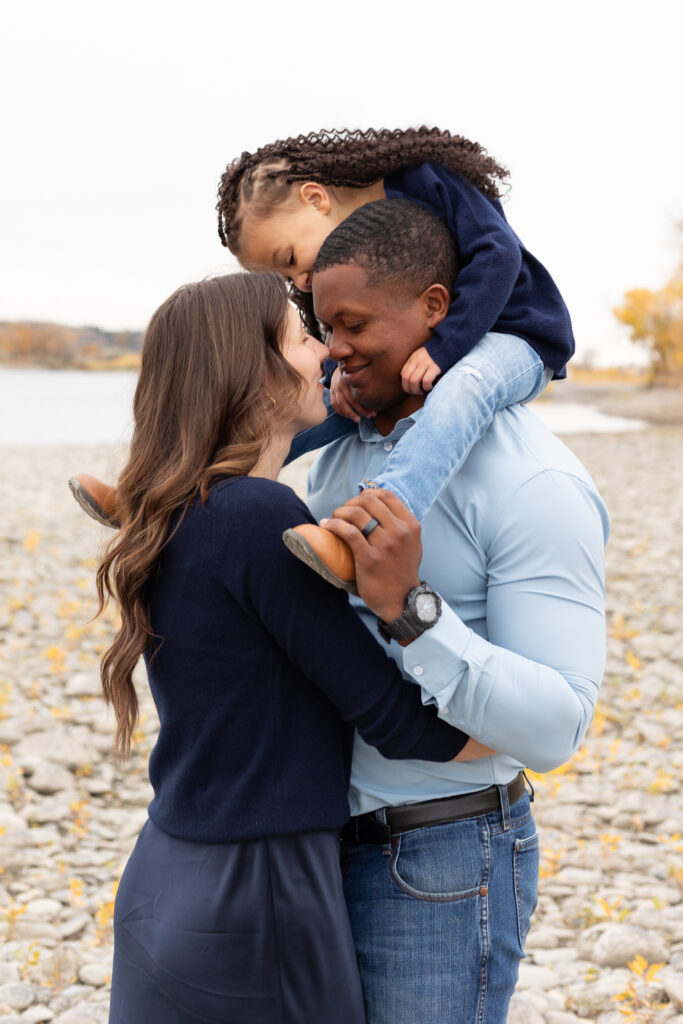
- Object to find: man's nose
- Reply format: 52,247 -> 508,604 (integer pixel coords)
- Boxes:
326,330 -> 354,362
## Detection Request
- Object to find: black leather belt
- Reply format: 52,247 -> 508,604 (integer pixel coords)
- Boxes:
341,772 -> 526,845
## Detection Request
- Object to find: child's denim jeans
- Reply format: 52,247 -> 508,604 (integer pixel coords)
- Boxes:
286,333 -> 552,522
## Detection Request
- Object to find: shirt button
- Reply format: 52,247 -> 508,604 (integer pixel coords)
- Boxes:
413,665 -> 424,676
443,706 -> 450,714
383,442 -> 393,451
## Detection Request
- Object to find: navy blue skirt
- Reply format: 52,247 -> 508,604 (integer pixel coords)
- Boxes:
109,820 -> 366,1023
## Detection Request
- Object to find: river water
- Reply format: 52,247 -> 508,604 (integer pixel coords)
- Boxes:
0,368 -> 137,446
0,367 -> 646,447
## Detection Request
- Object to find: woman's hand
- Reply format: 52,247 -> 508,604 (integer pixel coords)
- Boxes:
321,489 -> 421,623
453,738 -> 497,761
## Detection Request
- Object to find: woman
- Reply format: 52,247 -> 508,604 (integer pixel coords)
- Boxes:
98,272 -> 475,1024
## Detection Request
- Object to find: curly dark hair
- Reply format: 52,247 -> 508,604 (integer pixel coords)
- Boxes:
216,127 -> 509,337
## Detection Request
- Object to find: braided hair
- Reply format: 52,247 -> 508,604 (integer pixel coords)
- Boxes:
216,127 -> 508,337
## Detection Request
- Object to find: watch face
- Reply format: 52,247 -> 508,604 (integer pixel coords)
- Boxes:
415,592 -> 438,623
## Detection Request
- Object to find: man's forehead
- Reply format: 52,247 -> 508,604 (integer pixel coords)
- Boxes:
312,263 -> 393,315
313,261 -> 369,291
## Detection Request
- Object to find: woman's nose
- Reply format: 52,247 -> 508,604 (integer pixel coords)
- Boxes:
295,271 -> 312,292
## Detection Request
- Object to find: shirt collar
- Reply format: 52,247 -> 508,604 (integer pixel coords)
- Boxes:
358,406 -> 424,445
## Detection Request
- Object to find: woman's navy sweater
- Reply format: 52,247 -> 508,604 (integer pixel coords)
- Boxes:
144,476 -> 465,843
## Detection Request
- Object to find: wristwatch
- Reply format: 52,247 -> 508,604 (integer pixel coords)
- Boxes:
377,582 -> 442,643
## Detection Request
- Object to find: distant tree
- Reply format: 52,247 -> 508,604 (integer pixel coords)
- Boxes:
614,232 -> 683,385
0,320 -> 139,367
0,323 -> 76,364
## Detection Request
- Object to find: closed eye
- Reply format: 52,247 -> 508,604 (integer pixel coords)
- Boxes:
287,251 -> 295,267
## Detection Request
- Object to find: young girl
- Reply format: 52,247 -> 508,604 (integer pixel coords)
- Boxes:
70,127 -> 574,589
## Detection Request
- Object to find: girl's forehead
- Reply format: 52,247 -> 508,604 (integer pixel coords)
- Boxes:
240,206 -> 309,263
239,215 -> 285,264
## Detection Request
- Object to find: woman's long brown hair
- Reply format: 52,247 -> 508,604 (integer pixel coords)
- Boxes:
216,127 -> 509,337
96,272 -> 300,757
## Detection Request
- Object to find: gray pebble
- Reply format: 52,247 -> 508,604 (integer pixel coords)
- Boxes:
506,992 -> 545,1024
515,962 -> 560,990
0,982 -> 34,1010
13,731 -> 97,771
76,963 -> 110,988
24,899 -> 62,920
26,764 -> 74,796
58,914 -> 91,940
661,968 -> 683,1010
64,673 -> 101,698
20,1006 -> 54,1022
0,966 -> 19,986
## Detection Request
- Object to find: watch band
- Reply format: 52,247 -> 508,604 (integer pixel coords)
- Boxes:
377,582 -> 442,643
377,615 -> 423,644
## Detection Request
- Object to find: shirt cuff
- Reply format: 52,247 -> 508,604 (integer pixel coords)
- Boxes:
401,601 -> 472,703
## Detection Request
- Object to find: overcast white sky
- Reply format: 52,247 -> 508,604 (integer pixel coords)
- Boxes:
2,0 -> 681,364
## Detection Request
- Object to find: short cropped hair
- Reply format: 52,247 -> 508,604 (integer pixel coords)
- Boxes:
313,199 -> 458,296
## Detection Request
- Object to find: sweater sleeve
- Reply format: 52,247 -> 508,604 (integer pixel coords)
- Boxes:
212,479 -> 467,762
385,163 -> 523,372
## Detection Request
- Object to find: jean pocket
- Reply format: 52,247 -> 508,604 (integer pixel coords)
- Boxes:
389,818 -> 486,902
513,831 -> 539,952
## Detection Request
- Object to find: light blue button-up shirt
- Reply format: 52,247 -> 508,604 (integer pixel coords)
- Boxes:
307,403 -> 610,815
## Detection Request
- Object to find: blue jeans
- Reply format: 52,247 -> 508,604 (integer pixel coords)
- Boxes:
341,791 -> 539,1024
286,334 -> 551,522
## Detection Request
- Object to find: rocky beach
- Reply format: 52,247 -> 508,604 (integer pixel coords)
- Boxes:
1,420 -> 682,1022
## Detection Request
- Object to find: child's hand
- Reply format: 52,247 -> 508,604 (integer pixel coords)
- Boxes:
401,346 -> 442,395
330,367 -> 376,422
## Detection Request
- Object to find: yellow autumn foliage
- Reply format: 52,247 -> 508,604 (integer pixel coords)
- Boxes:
614,255 -> 683,384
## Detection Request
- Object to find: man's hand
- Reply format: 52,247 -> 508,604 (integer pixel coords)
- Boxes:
330,367 -> 376,422
321,490 -> 421,623
323,492 -> 500,755
401,346 -> 442,395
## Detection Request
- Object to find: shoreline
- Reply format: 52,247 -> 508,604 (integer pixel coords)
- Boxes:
545,377 -> 683,426
0,359 -> 139,373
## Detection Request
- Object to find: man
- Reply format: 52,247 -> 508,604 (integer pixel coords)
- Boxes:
303,199 -> 609,1024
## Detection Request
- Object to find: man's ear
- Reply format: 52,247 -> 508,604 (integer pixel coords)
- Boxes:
423,283 -> 451,327
299,182 -> 332,215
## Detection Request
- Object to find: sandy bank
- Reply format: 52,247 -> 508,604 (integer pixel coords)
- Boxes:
547,377 -> 683,426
